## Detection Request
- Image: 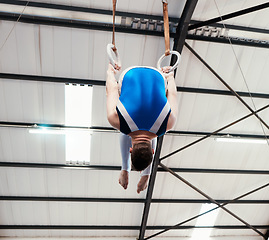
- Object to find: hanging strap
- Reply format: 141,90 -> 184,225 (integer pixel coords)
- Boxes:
112,0 -> 117,51
162,0 -> 170,56
107,0 -> 121,69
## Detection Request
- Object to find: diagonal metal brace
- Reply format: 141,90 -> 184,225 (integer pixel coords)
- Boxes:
159,162 -> 267,239
160,104 -> 269,161
144,182 -> 269,239
184,42 -> 269,131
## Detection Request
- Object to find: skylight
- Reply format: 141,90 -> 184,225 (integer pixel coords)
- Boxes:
191,203 -> 220,240
65,84 -> 93,165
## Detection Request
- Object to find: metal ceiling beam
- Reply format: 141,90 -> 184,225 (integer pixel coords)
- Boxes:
0,11 -> 165,37
0,224 -> 268,230
177,86 -> 269,99
0,12 -> 268,49
1,161 -> 269,175
188,2 -> 269,30
2,72 -> 269,99
138,1 -> 198,240
1,120 -> 269,140
1,196 -> 268,204
169,130 -> 269,139
0,73 -> 106,85
1,0 -> 269,36
0,0 -> 175,22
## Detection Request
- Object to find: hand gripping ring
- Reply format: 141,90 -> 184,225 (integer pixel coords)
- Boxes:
107,43 -> 121,69
157,50 -> 181,73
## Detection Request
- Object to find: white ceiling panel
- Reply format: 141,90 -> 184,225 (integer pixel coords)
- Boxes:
0,128 -> 65,163
0,21 -> 19,73
161,135 -> 269,170
0,167 -> 149,199
180,40 -> 269,94
0,79 -> 65,123
25,0 -> 187,18
174,94 -> 269,133
0,201 -> 144,226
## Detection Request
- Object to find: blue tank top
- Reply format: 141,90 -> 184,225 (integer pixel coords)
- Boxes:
116,66 -> 171,136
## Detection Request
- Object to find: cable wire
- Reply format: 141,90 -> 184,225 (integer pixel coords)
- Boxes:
213,0 -> 269,146
0,1 -> 30,52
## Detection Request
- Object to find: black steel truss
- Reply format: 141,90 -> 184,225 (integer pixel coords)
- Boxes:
0,1 -> 268,49
2,72 -> 269,99
1,195 -> 269,204
0,224 -> 268,230
1,161 -> 269,175
1,120 -> 269,140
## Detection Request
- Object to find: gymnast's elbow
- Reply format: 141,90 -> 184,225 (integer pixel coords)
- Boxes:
107,111 -> 120,130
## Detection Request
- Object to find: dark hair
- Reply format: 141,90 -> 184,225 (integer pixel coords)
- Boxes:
131,142 -> 153,171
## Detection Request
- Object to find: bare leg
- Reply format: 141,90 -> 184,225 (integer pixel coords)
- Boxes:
119,133 -> 132,190
137,137 -> 157,194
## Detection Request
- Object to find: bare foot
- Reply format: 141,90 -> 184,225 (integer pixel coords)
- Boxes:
119,170 -> 129,190
137,175 -> 149,194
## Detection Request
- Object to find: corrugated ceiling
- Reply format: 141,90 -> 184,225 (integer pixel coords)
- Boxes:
0,0 -> 269,239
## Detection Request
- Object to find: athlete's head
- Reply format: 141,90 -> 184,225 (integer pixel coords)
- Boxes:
130,142 -> 154,171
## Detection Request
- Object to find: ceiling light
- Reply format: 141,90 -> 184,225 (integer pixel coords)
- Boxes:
214,135 -> 268,144
29,127 -> 66,135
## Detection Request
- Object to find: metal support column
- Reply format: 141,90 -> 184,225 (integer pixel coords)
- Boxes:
138,0 -> 198,239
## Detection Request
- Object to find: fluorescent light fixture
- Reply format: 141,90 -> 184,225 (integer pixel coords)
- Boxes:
29,127 -> 92,135
191,203 -> 220,240
215,136 -> 268,144
29,127 -> 66,135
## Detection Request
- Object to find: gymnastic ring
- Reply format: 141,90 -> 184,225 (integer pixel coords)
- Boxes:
107,43 -> 121,69
157,50 -> 181,73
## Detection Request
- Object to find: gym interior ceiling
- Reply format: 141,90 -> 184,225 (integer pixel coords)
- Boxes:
0,0 -> 269,240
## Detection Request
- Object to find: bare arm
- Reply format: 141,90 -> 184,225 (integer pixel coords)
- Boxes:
163,69 -> 178,131
106,64 -> 120,130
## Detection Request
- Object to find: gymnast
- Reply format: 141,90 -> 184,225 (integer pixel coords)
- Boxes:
106,63 -> 178,193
